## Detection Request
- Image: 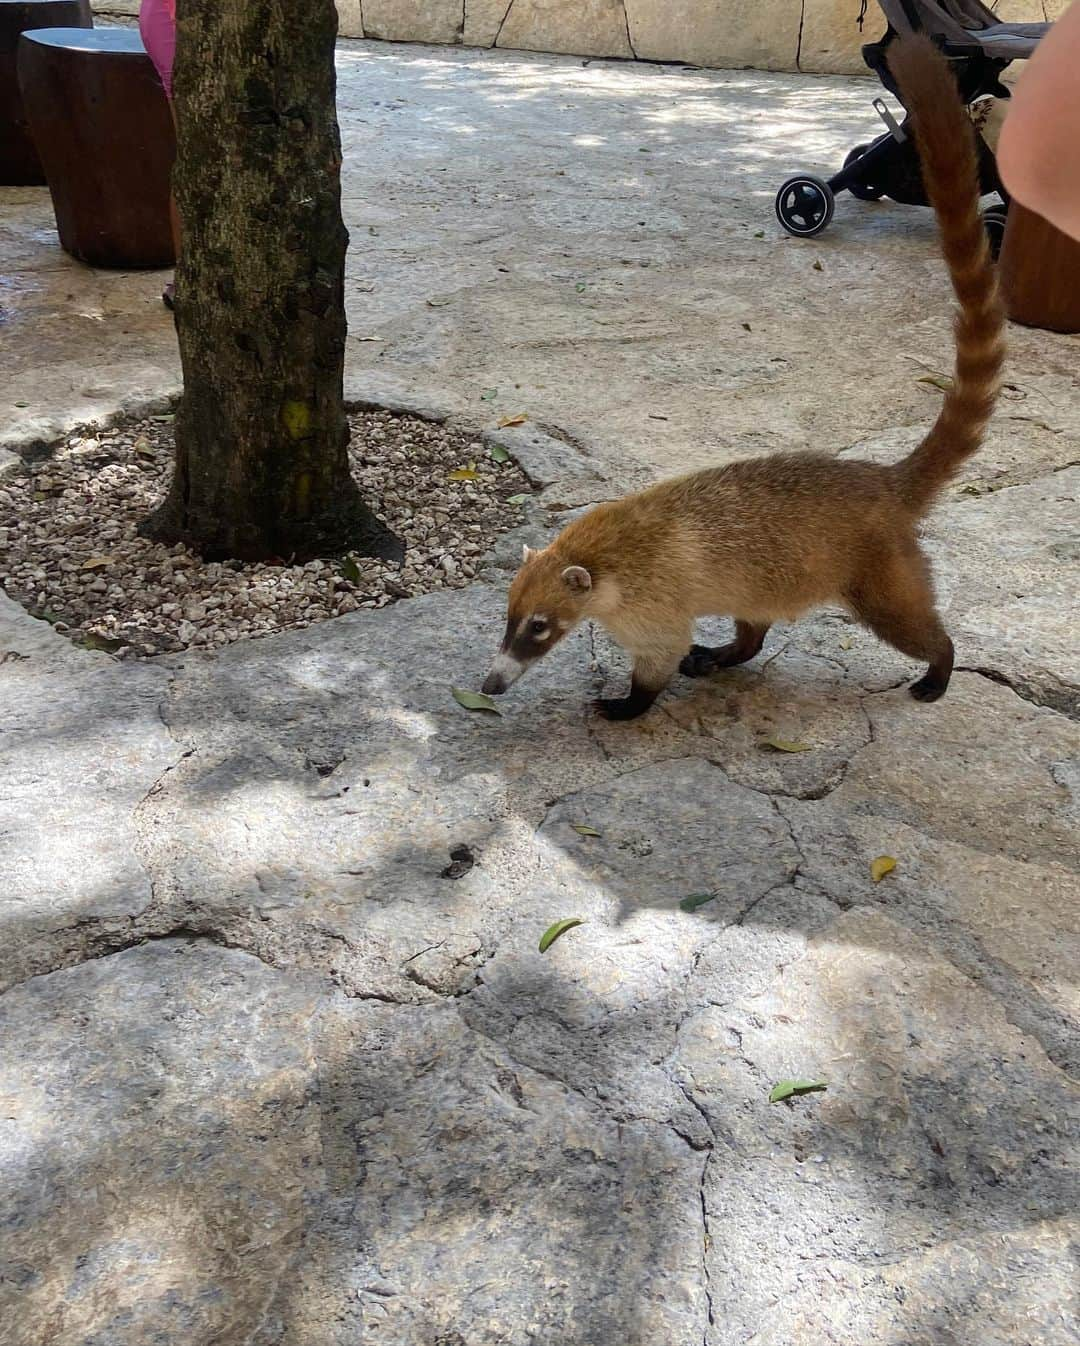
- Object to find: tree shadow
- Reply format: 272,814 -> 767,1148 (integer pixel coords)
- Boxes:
2,577 -> 1077,1342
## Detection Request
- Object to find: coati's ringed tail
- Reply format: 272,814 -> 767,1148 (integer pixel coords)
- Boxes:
889,34 -> 1006,513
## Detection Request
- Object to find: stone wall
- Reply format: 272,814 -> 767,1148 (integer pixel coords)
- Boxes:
92,1 -> 1065,75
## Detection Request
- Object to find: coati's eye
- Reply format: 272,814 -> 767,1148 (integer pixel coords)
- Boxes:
529,619 -> 549,637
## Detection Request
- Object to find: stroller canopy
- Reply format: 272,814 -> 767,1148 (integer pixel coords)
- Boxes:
878,0 -> 1050,61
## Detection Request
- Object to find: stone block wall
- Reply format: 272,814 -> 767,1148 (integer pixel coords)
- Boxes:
92,1 -> 1065,75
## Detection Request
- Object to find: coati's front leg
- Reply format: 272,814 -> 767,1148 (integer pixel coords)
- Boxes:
594,640 -> 686,721
680,621 -> 770,678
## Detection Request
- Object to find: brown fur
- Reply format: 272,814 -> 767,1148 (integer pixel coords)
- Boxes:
483,34 -> 1004,719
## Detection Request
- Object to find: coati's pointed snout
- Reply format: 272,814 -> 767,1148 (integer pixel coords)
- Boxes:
481,652 -> 525,696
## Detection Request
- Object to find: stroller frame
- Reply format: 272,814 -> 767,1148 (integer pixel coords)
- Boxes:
775,0 -> 1052,250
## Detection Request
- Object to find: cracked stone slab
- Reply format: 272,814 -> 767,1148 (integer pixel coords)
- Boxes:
822,673 -> 1080,867
0,608 -> 177,991
131,586 -> 623,1000
660,641 -> 872,800
269,997 -> 709,1345
777,801 -> 1079,1073
482,420 -> 604,492
683,907 -> 1079,1345
929,468 -> 1080,711
0,939 -> 324,1346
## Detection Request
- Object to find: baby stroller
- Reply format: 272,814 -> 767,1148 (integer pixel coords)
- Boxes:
775,0 -> 1052,253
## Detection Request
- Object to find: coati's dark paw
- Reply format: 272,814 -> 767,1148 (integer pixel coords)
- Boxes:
592,696 -> 651,722
679,644 -> 719,678
909,675 -> 948,703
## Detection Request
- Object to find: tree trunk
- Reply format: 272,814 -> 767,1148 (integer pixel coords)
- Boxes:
144,0 -> 401,563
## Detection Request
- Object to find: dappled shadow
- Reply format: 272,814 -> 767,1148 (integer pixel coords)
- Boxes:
2,569 -> 1077,1340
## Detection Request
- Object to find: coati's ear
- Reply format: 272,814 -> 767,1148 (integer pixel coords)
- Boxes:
522,544 -> 538,564
561,565 -> 592,594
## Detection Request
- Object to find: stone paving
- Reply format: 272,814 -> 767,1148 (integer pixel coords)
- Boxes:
1,39 -> 1078,1346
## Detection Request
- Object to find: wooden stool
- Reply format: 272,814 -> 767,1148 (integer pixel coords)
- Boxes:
0,0 -> 90,184
17,26 -> 176,268
999,201 -> 1080,335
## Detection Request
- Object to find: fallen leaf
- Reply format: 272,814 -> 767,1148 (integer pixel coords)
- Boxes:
637,146 -> 651,153
761,736 -> 812,753
572,823 -> 601,837
742,322 -> 752,331
448,463 -> 480,481
575,282 -> 587,293
959,483 -> 982,496
497,414 -> 527,428
916,372 -> 955,393
353,335 -> 381,342
870,855 -> 897,883
648,413 -> 669,421
451,687 -> 501,714
441,844 -> 475,880
80,556 -> 112,570
539,917 -> 585,953
812,259 -> 824,271
340,555 -> 362,584
480,388 -> 498,402
79,632 -> 125,653
426,297 -> 451,308
13,401 -> 28,408
679,891 -> 718,912
754,230 -> 765,238
769,1079 -> 827,1104
506,493 -> 531,505
839,636 -> 854,651
151,413 -> 175,422
489,444 -> 512,464
132,436 -> 154,457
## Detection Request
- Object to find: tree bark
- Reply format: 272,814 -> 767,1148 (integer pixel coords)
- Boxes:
144,0 -> 401,563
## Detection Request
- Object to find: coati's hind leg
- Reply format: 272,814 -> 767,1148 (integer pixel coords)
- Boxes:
846,549 -> 954,702
680,621 -> 770,678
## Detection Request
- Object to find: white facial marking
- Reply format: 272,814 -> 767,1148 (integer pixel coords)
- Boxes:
489,651 -> 525,686
517,613 -> 549,641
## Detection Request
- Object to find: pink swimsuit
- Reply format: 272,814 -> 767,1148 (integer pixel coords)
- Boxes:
139,0 -> 176,101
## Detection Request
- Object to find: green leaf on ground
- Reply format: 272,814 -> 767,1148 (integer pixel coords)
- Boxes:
451,687 -> 501,714
448,463 -> 480,481
769,1079 -> 827,1103
761,736 -> 811,753
480,388 -> 498,401
916,372 -> 955,392
506,493 -> 531,505
79,632 -> 125,653
489,444 -> 512,464
679,891 -> 718,912
575,282 -> 587,293
340,555 -> 362,584
571,823 -> 601,837
539,918 -> 585,953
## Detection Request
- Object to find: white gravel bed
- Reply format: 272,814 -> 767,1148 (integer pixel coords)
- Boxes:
0,408 -> 532,656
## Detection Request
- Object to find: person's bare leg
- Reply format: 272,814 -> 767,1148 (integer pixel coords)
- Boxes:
998,0 -> 1080,243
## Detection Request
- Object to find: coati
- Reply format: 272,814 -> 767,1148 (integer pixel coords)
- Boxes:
482,34 -> 1005,721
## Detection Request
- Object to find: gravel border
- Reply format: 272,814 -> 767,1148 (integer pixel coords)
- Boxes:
0,408 -> 533,657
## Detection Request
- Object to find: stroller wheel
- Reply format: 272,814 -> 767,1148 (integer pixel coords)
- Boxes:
776,175 -> 835,238
981,203 -> 1008,261
844,145 -> 885,202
